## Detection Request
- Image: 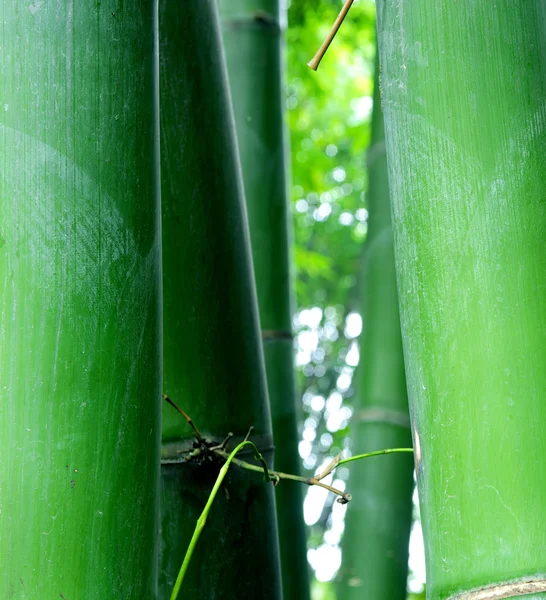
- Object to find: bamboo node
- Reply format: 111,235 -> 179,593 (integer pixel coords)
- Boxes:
355,407 -> 411,429
448,578 -> 546,599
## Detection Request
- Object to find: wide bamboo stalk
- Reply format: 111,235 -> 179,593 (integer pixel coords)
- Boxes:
0,3 -> 161,597
218,2 -> 310,599
158,1 -> 282,598
338,53 -> 414,600
377,1 -> 546,598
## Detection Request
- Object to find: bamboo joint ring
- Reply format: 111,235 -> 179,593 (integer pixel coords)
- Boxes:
449,579 -> 546,599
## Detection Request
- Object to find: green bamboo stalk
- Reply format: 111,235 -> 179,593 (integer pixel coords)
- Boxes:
218,3 -> 310,599
158,1 -> 282,598
338,49 -> 414,600
169,443 -> 413,600
0,3 -> 161,597
377,1 -> 546,598
169,440 -> 270,600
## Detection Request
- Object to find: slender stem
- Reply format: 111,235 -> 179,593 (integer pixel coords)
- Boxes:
315,452 -> 342,481
217,451 -> 350,501
169,442 -> 414,597
165,396 -> 413,505
165,398 -> 415,594
338,448 -> 414,467
169,441 -> 260,600
209,432 -> 234,451
163,394 -> 202,441
307,0 -> 355,71
215,447 -> 413,503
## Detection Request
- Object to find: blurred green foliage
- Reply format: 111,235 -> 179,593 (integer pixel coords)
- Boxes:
287,0 -> 376,551
286,2 -> 425,597
287,0 -> 376,309
312,581 -> 426,600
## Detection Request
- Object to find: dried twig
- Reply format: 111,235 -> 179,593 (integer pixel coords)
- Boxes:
215,449 -> 352,504
307,0 -> 355,71
163,394 -> 202,441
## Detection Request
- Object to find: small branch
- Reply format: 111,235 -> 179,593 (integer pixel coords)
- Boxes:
315,452 -> 342,481
163,394 -> 202,441
177,447 -> 203,462
169,441 -> 260,600
166,402 -> 414,598
307,0 -> 355,71
241,440 -> 271,483
338,447 -> 414,467
215,447 -> 414,504
243,425 -> 254,443
209,432 -> 233,452
163,398 -> 413,506
215,450 -> 351,504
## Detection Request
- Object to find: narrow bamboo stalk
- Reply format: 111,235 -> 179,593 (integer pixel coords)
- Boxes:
377,1 -> 546,598
158,1 -> 282,598
218,2 -> 311,599
169,441 -> 270,600
338,49 -> 414,600
0,2 -> 161,597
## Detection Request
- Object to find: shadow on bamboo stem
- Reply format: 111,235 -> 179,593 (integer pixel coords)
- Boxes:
163,395 -> 413,600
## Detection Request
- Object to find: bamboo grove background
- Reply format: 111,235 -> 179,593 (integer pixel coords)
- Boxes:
4,0 -> 545,598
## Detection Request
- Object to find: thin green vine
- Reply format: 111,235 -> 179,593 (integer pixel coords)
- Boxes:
169,440 -> 267,600
164,396 -> 414,600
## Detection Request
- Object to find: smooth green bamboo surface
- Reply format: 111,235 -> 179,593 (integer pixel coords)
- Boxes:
158,1 -> 282,598
218,2 -> 310,599
377,2 -> 546,598
338,56 -> 414,600
0,3 -> 161,598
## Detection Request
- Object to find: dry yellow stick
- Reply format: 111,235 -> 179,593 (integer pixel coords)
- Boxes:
307,0 -> 355,71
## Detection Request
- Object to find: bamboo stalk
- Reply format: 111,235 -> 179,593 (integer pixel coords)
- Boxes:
0,2 -> 161,596
377,1 -> 546,597
169,441 -> 270,600
158,1 -> 282,598
168,421 -> 412,600
218,2 -> 310,599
